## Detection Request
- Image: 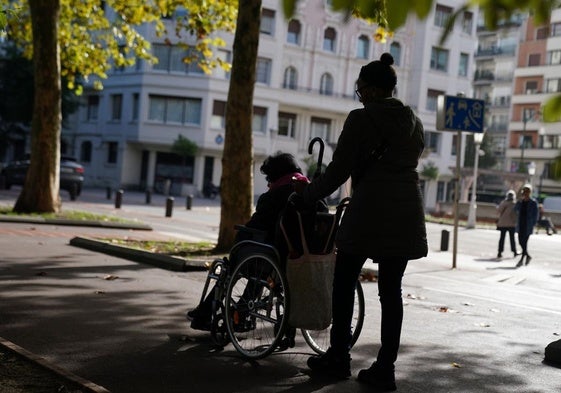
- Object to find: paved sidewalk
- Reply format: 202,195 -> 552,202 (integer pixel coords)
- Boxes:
1,188 -> 560,392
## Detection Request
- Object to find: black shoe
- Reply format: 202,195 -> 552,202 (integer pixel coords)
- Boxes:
513,251 -> 519,257
497,252 -> 502,258
525,255 -> 532,266
357,363 -> 397,392
190,316 -> 211,331
307,348 -> 351,379
516,256 -> 525,268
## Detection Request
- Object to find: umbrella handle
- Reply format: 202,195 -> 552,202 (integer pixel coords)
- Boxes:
308,137 -> 325,179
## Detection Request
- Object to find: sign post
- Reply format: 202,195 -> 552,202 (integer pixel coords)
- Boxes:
436,95 -> 485,269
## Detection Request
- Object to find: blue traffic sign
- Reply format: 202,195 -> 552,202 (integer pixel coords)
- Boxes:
436,95 -> 485,133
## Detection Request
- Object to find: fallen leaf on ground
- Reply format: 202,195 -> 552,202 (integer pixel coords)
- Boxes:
103,274 -> 119,280
451,362 -> 462,368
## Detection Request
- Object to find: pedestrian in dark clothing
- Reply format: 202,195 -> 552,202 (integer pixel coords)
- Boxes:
515,184 -> 539,267
298,53 -> 428,392
496,190 -> 518,258
537,204 -> 557,235
187,152 -> 307,330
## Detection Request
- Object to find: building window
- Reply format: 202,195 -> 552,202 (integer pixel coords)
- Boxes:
132,93 -> 139,121
546,78 -> 561,93
86,95 -> 99,121
211,100 -> 226,128
148,95 -> 202,125
278,112 -> 297,138
107,141 -> 118,164
425,131 -> 441,153
152,44 -> 203,74
216,49 -> 231,79
110,94 -> 122,121
430,47 -> 449,72
319,73 -> 334,95
434,4 -> 452,28
283,66 -> 298,90
548,50 -> 561,65
256,57 -> 272,84
551,22 -> 561,37
80,141 -> 92,163
287,19 -> 301,44
528,53 -> 541,66
252,106 -> 268,133
260,8 -> 275,36
462,11 -> 473,34
311,117 -> 331,143
537,26 -> 549,39
390,42 -> 401,66
427,89 -> 444,111
451,134 -> 457,155
436,181 -> 445,202
525,80 -> 539,94
323,27 -> 336,52
459,52 -> 469,76
357,35 -> 369,59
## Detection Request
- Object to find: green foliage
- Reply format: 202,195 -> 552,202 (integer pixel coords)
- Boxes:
552,155 -> 561,180
171,135 -> 198,158
3,0 -> 238,92
421,161 -> 439,180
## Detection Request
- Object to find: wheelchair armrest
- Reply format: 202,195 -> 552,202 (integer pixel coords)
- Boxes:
234,225 -> 267,243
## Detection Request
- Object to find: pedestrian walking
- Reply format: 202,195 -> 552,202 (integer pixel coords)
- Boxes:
496,190 -> 518,258
515,184 -> 539,267
537,203 -> 557,235
296,52 -> 428,392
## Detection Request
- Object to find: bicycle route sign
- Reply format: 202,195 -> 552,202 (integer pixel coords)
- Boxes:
436,95 -> 485,133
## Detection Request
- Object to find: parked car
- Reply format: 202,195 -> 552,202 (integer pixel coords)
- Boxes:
1,156 -> 84,200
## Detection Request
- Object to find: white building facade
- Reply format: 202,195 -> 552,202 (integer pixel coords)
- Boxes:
64,0 -> 479,210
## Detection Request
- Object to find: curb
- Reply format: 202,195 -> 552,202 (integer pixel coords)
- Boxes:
0,336 -> 111,393
0,216 -> 152,230
69,237 -> 208,272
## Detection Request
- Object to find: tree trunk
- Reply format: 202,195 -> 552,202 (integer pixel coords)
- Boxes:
14,0 -> 62,213
215,0 -> 261,252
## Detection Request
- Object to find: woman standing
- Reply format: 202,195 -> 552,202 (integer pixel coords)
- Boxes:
298,53 -> 427,392
496,190 -> 518,258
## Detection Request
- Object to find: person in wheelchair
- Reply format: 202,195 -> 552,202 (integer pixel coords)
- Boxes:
187,152 -> 309,330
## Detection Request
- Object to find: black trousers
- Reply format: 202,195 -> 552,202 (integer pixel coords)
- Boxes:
330,249 -> 408,368
498,227 -> 516,253
518,229 -> 531,256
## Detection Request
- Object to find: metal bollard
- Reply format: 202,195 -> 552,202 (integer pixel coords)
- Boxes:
165,197 -> 174,217
440,229 -> 450,251
145,189 -> 151,204
186,194 -> 193,210
106,186 -> 112,200
115,189 -> 123,209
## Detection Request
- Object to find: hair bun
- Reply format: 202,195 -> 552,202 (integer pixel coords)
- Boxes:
380,52 -> 394,66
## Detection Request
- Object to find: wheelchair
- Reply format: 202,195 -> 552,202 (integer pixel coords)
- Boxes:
197,224 -> 365,360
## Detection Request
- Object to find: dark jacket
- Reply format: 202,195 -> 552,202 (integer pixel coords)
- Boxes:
303,97 -> 428,260
515,198 -> 539,235
241,183 -> 296,245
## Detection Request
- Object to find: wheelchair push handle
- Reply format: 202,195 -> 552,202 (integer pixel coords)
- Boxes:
308,137 -> 325,180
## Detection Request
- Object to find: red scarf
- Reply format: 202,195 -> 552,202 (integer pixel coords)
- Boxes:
269,172 -> 309,190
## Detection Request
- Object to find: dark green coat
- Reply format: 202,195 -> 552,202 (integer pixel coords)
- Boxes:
303,97 -> 428,260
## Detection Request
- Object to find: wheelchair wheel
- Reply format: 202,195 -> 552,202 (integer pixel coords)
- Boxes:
224,253 -> 289,359
301,279 -> 365,355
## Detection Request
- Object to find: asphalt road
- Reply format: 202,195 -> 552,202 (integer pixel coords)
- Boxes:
1,187 -> 560,393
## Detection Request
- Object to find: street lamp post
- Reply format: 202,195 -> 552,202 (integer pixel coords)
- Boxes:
466,132 -> 485,229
